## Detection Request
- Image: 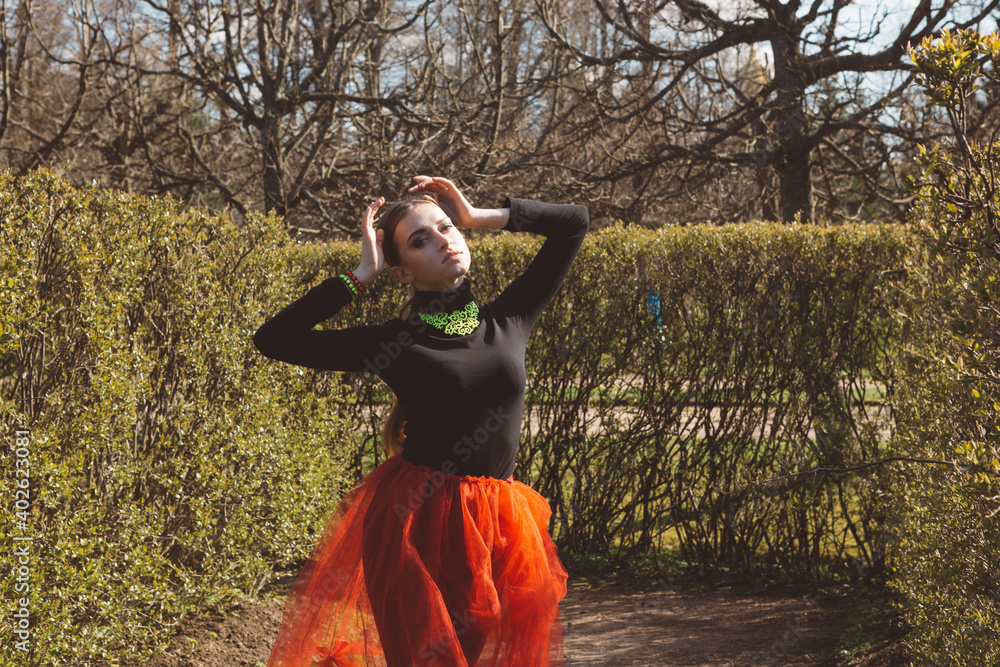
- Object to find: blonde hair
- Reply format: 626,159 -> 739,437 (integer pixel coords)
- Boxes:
381,409 -> 407,457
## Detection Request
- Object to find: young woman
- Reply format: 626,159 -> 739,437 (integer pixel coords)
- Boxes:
253,176 -> 589,666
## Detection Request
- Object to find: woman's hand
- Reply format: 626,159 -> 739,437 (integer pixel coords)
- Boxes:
353,196 -> 384,285
408,175 -> 478,228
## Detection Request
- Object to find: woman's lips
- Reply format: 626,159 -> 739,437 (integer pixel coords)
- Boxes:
443,251 -> 462,263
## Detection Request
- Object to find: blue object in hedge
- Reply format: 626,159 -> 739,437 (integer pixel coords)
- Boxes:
646,288 -> 663,326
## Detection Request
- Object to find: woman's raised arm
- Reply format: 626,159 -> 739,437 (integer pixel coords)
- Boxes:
488,198 -> 589,329
407,176 -> 510,230
352,196 -> 385,285
253,198 -> 395,373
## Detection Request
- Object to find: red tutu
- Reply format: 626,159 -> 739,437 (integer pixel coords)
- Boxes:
265,454 -> 569,667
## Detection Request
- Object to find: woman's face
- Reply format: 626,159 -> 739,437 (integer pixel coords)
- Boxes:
389,202 -> 471,291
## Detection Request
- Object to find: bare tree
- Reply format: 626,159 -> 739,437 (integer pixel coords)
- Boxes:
10,0 -> 990,229
123,0 -> 583,232
0,0 -> 30,152
0,0 -> 125,176
536,0 -> 1000,223
102,0 -> 436,230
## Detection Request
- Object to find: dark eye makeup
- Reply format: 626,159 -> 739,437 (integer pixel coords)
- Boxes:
409,221 -> 454,249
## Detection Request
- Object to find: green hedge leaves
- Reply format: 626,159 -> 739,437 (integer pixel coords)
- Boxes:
1,171 -> 355,666
886,30 -> 1000,666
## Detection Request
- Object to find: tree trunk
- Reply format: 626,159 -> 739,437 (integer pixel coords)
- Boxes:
771,12 -> 813,223
259,5 -> 284,218
262,112 -> 285,217
778,140 -> 812,223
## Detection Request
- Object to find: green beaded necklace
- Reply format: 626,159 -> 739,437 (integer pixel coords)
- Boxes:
417,301 -> 480,335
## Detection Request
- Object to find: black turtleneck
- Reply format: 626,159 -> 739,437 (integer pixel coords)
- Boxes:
253,198 -> 589,479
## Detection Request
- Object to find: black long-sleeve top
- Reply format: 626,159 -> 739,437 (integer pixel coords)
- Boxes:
253,198 -> 589,479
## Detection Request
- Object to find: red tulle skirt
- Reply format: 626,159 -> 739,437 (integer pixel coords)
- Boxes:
265,454 -> 569,667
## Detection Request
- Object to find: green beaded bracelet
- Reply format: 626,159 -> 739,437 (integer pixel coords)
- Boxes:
339,274 -> 359,296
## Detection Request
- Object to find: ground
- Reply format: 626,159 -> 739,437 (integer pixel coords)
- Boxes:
140,572 -> 909,667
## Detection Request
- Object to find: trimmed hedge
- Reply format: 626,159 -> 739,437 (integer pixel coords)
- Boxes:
1,170 -> 913,664
1,171 -> 356,666
530,222 -> 908,575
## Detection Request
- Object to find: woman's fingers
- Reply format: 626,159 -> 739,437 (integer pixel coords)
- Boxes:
364,196 -> 385,225
409,175 -> 456,194
409,175 -> 434,190
359,197 -> 385,275
409,176 -> 465,208
408,176 -> 428,193
409,176 -> 478,227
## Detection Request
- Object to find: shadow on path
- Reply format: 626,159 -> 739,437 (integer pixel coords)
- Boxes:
561,580 -> 848,666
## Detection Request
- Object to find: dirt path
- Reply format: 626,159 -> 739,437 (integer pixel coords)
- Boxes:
560,580 -> 846,666
141,575 -> 869,667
